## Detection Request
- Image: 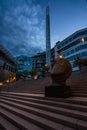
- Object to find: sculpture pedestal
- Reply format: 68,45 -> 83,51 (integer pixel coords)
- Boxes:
45,85 -> 71,98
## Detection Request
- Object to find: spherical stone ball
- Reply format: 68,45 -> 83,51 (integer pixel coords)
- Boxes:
51,57 -> 72,85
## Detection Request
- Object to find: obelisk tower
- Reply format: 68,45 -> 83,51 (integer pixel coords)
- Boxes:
46,6 -> 51,69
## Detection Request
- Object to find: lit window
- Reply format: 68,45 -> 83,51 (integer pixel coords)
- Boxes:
0,82 -> 3,86
81,38 -> 84,43
6,79 -> 9,83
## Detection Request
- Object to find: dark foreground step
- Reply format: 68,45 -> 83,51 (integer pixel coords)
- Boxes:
0,92 -> 87,130
0,104 -> 75,130
0,97 -> 87,121
0,107 -> 44,130
0,115 -> 19,130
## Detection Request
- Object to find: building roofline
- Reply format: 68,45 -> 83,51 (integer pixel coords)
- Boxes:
0,44 -> 17,65
61,28 -> 87,43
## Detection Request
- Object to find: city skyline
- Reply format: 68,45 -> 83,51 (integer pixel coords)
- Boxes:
0,0 -> 87,57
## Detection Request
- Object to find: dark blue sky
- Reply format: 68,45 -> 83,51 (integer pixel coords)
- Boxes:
0,0 -> 87,57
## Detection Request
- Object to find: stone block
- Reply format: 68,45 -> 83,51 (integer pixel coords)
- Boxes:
45,85 -> 72,98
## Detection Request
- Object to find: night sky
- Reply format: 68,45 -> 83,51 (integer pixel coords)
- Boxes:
0,0 -> 87,57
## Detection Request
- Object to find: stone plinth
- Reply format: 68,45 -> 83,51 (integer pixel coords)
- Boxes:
45,85 -> 71,98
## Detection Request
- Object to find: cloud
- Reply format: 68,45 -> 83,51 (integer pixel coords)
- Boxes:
0,0 -> 46,57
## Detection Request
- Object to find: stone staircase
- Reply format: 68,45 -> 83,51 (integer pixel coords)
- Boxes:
1,71 -> 87,97
71,83 -> 87,97
0,92 -> 87,130
72,90 -> 87,97
67,72 -> 87,97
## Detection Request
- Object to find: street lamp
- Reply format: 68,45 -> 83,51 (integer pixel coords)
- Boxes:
59,54 -> 63,59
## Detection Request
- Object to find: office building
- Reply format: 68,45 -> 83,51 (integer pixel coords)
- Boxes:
54,28 -> 87,71
0,44 -> 17,83
15,55 -> 33,72
16,28 -> 87,75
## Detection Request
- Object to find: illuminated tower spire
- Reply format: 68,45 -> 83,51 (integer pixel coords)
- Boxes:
46,6 -> 51,69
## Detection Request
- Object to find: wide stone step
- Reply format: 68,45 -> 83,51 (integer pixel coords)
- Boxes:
0,107 -> 43,130
0,92 -> 87,129
0,94 -> 87,113
72,87 -> 87,90
71,87 -> 87,89
72,89 -> 87,91
0,97 -> 87,122
0,103 -> 75,130
0,115 -> 19,130
0,92 -> 87,106
72,91 -> 87,94
72,93 -> 87,97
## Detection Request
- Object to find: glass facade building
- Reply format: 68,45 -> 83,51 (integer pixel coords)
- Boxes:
0,44 -> 17,82
54,28 -> 87,71
16,28 -> 87,73
15,56 -> 33,72
32,48 -> 55,72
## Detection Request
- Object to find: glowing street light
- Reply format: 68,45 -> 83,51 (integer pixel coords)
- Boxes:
59,54 -> 63,59
0,82 -> 3,86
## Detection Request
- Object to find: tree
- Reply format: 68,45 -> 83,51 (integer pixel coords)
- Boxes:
16,71 -> 30,80
42,65 -> 50,72
29,70 -> 38,79
29,70 -> 38,75
74,58 -> 87,70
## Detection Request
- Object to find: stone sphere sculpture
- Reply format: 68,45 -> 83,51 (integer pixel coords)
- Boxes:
51,56 -> 72,86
